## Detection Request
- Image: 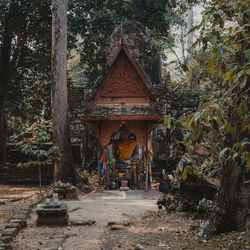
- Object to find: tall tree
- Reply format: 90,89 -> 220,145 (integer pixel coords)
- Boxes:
196,0 -> 250,235
171,0 -> 249,236
186,7 -> 193,58
51,0 -> 75,182
0,0 -> 51,166
68,0 -> 180,83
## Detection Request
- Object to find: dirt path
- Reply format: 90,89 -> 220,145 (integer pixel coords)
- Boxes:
1,186 -> 249,250
0,185 -> 41,232
13,189 -> 161,250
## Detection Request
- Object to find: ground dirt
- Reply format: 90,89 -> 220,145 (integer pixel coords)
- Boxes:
0,185 -> 249,250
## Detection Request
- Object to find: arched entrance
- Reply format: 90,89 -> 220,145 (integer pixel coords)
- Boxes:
97,123 -> 147,189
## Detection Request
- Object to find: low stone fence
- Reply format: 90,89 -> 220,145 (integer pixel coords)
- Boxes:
0,164 -> 53,185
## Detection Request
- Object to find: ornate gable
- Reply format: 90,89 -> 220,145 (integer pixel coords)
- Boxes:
94,46 -> 152,104
100,48 -> 147,98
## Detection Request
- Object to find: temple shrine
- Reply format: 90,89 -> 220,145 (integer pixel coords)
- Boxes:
82,24 -> 162,190
1,22 -> 200,185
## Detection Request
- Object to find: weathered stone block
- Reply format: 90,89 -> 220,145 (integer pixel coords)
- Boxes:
11,213 -> 27,220
5,223 -> 21,231
54,186 -> 79,200
8,219 -> 27,229
36,213 -> 69,226
0,236 -> 13,243
36,203 -> 69,226
0,243 -> 13,250
1,228 -> 17,237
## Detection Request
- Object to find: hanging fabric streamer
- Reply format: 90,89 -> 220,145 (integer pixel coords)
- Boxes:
99,150 -> 109,180
99,151 -> 106,175
147,137 -> 153,184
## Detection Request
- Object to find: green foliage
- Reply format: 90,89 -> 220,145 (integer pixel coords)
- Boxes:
17,122 -> 62,169
76,169 -> 98,186
201,157 -> 222,177
0,0 -> 52,137
68,0 -> 181,82
1,0 -> 183,138
166,0 -> 250,174
182,165 -> 198,181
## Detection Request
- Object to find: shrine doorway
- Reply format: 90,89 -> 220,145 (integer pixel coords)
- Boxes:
99,124 -> 147,190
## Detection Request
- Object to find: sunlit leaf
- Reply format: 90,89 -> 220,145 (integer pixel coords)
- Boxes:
246,152 -> 250,169
183,168 -> 188,181
225,123 -> 234,134
240,76 -> 247,87
219,147 -> 229,158
234,70 -> 244,83
193,169 -> 198,175
241,120 -> 247,132
232,152 -> 238,161
237,100 -> 248,118
212,103 -> 220,110
208,59 -> 215,74
223,45 -> 235,54
213,116 -> 223,126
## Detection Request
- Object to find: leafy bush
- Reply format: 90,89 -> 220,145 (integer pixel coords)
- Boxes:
16,122 -> 62,196
76,169 -> 98,186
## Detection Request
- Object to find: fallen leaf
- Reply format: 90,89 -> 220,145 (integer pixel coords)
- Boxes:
194,144 -> 211,156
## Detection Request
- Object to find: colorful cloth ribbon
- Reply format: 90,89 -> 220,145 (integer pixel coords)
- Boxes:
147,137 -> 153,184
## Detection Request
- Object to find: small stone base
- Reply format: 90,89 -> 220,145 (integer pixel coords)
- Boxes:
54,185 -> 79,200
36,203 -> 69,226
36,214 -> 69,226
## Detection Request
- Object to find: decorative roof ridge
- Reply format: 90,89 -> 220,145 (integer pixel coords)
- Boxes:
106,42 -> 154,91
86,43 -> 156,104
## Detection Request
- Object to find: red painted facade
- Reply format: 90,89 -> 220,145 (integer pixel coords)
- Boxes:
82,45 -> 161,147
91,120 -> 154,147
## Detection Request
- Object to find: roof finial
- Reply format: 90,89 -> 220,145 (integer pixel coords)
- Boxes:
120,25 -> 124,46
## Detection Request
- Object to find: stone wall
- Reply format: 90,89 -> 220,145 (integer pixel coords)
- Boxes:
68,87 -> 97,169
0,161 -> 53,184
152,85 -> 200,178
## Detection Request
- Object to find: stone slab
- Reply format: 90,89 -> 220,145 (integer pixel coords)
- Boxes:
46,242 -> 63,249
11,214 -> 27,220
8,219 -> 27,229
5,223 -> 21,231
0,236 -> 13,243
36,203 -> 68,216
0,243 -> 13,249
69,220 -> 96,226
1,228 -> 17,237
17,210 -> 30,217
50,238 -> 64,244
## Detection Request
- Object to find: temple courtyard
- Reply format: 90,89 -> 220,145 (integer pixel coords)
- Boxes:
0,185 -> 249,250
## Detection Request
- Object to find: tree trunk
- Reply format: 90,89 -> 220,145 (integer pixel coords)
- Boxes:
186,7 -> 193,58
0,29 -> 12,168
209,161 -> 250,234
195,162 -> 250,240
0,95 -> 7,167
180,26 -> 186,63
51,0 -> 75,183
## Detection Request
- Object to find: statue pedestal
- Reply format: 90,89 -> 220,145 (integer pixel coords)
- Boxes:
36,194 -> 69,226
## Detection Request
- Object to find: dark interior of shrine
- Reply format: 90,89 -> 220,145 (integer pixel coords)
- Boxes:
102,125 -> 146,190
